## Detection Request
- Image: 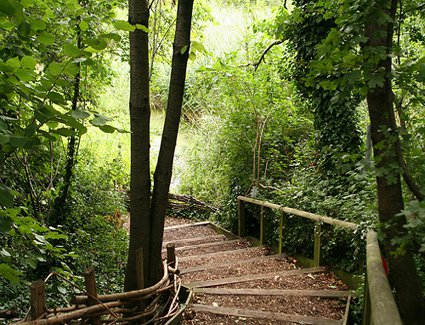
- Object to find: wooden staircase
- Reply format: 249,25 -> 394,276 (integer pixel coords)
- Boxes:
163,220 -> 350,325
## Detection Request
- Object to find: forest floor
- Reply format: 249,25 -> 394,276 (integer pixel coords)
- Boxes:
163,217 -> 350,324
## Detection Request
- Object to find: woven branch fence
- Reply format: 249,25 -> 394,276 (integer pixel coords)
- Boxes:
13,245 -> 182,325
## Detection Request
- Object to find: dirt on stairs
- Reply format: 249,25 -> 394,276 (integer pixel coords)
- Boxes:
163,217 -> 350,325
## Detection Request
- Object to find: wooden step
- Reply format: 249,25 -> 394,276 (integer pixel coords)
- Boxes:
186,266 -> 326,288
178,246 -> 266,263
164,221 -> 210,231
191,304 -> 342,325
181,254 -> 286,275
193,287 -> 349,298
162,238 -> 247,253
163,234 -> 226,248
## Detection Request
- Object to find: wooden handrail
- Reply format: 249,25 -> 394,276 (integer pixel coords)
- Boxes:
366,231 -> 402,325
237,196 -> 358,230
237,195 -> 402,325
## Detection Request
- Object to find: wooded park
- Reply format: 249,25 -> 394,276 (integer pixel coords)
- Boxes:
1,0 -> 425,324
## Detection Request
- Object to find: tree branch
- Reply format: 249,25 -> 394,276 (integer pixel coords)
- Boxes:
243,40 -> 284,71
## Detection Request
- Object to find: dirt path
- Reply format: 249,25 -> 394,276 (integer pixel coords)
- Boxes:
163,217 -> 350,324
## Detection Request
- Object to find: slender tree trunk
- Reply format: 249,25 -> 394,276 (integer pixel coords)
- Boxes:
50,22 -> 82,226
149,0 -> 194,285
364,0 -> 424,323
125,0 -> 152,291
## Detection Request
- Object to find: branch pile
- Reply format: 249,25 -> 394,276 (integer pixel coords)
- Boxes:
167,193 -> 218,214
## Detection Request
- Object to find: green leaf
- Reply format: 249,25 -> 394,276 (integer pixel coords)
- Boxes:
47,91 -> 66,104
0,248 -> 11,257
21,56 -> 37,69
0,263 -> 21,285
86,38 -> 107,51
113,20 -> 135,32
0,185 -> 16,208
44,231 -> 67,240
6,57 -> 20,69
31,19 -> 46,31
15,68 -> 35,82
64,44 -> 83,58
102,33 -> 121,42
9,135 -> 27,147
18,22 -> 31,36
57,285 -> 67,294
180,46 -> 188,55
90,114 -> 109,126
191,41 -> 206,53
52,128 -> 75,137
47,62 -> 63,75
0,0 -> 19,16
38,32 -> 55,45
79,20 -> 89,31
58,115 -> 86,131
71,110 -> 90,120
135,24 -> 149,32
98,125 -> 116,133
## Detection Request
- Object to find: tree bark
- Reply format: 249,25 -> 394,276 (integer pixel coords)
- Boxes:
125,0 -> 152,291
364,0 -> 424,323
149,0 -> 194,285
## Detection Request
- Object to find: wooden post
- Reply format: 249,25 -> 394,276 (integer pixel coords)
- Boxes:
313,222 -> 321,267
84,267 -> 101,325
238,199 -> 246,237
167,243 -> 176,269
278,212 -> 286,254
31,280 -> 45,320
135,248 -> 144,290
260,206 -> 265,245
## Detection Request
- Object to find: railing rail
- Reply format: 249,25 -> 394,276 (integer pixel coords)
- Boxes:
237,195 -> 402,325
365,231 -> 402,325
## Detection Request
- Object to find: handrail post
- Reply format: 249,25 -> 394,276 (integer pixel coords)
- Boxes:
84,267 -> 101,325
260,206 -> 265,245
30,280 -> 46,320
238,198 -> 246,237
313,222 -> 321,267
279,211 -> 286,254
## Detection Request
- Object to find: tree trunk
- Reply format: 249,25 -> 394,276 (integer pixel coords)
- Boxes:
125,0 -> 152,291
149,0 -> 194,285
49,17 -> 82,226
364,0 -> 424,323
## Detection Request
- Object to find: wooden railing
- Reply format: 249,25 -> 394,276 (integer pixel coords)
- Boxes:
237,195 -> 402,325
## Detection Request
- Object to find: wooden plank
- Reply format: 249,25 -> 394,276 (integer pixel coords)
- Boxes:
164,221 -> 210,231
162,239 -> 246,253
187,266 -> 326,288
366,230 -> 402,325
181,254 -> 285,275
342,295 -> 351,325
163,234 -> 225,247
178,246 -> 265,263
193,287 -> 349,298
191,304 -> 342,325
